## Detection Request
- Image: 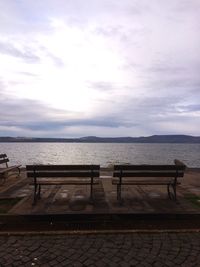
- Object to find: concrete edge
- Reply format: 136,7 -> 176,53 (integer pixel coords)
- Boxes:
1,213 -> 200,220
0,229 -> 200,236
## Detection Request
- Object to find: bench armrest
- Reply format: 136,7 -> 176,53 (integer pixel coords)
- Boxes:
174,159 -> 186,168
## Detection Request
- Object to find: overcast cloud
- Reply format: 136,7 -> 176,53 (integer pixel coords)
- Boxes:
0,0 -> 200,137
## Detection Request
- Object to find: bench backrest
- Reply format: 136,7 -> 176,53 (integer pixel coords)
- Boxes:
0,154 -> 9,167
26,165 -> 100,178
113,163 -> 186,178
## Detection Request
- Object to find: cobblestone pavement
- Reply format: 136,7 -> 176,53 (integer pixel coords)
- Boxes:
0,232 -> 200,266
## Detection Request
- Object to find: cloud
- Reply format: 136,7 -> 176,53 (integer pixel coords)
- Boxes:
0,0 -> 199,137
17,71 -> 38,77
88,81 -> 116,92
0,83 -> 199,138
178,104 -> 200,113
0,41 -> 40,62
0,87 -> 138,137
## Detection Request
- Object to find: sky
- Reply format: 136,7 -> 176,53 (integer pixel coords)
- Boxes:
0,0 -> 200,138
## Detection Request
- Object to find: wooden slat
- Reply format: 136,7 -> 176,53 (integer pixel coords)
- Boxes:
0,154 -> 7,158
0,165 -> 21,173
27,171 -> 100,178
114,165 -> 185,171
112,180 -> 181,185
113,171 -> 184,177
26,165 -> 100,171
0,159 -> 9,164
174,159 -> 186,166
30,179 -> 100,185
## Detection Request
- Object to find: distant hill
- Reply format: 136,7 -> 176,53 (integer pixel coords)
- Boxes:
0,135 -> 200,143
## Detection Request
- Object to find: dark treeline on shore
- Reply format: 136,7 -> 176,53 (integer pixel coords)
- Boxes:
0,135 -> 200,143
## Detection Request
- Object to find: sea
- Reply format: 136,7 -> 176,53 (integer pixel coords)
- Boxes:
1,142 -> 200,168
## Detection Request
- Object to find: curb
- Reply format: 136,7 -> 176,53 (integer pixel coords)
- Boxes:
0,228 -> 200,236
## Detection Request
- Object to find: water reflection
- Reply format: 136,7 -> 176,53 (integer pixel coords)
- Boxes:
1,142 -> 200,167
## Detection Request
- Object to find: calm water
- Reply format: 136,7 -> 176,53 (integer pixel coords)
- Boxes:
0,142 -> 200,168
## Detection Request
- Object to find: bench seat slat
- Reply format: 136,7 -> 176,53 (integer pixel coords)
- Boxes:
0,159 -> 9,164
0,154 -> 7,158
27,171 -> 99,178
112,179 -> 181,185
0,165 -> 21,174
113,172 -> 184,177
30,179 -> 99,185
26,165 -> 100,171
114,165 -> 185,171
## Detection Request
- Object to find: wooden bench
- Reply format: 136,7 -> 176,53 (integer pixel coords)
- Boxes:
112,160 -> 186,202
26,165 -> 100,205
0,154 -> 21,184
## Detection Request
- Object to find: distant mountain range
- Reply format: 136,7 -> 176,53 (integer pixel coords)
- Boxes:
0,135 -> 200,143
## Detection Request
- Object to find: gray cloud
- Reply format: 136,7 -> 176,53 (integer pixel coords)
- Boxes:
88,81 -> 116,92
178,104 -> 200,112
48,54 -> 65,68
17,117 -> 132,131
17,71 -> 38,77
0,0 -> 199,137
0,89 -> 136,137
147,65 -> 186,75
0,81 -> 199,137
39,46 -> 65,67
0,41 -> 40,62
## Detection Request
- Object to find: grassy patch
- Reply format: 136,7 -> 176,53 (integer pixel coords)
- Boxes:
0,197 -> 23,214
184,194 -> 200,208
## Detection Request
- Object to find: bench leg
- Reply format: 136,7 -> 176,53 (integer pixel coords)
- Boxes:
117,184 -> 122,203
173,184 -> 177,201
38,185 -> 41,199
6,167 -> 21,179
33,184 -> 41,205
167,184 -> 177,201
0,174 -> 6,185
33,184 -> 38,205
89,183 -> 93,202
167,184 -> 171,200
16,167 -> 21,178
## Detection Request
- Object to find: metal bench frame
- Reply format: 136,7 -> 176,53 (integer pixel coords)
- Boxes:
26,164 -> 100,205
112,160 -> 186,203
0,154 -> 21,184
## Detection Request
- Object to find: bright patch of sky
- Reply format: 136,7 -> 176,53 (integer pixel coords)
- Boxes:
0,0 -> 200,137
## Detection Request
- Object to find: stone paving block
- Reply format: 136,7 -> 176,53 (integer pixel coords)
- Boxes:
127,258 -> 138,266
78,254 -> 90,263
0,259 -> 7,265
0,233 -> 200,266
21,256 -> 30,263
112,256 -> 123,263
74,262 -> 84,267
181,262 -> 198,267
145,256 -> 157,264
59,260 -> 72,266
117,261 -> 129,267
143,262 -> 155,267
83,259 -> 95,266
164,259 -> 176,267
48,259 -> 59,266
23,263 -> 33,267
56,255 -> 66,263
153,261 -> 165,267
174,257 -> 187,265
